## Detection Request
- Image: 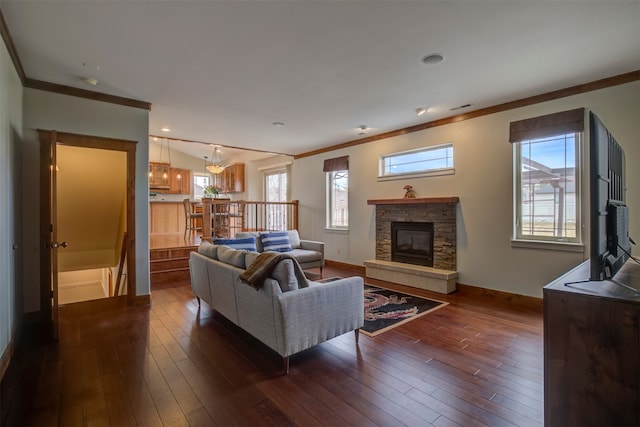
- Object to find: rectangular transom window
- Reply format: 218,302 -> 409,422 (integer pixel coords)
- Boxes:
379,143 -> 454,180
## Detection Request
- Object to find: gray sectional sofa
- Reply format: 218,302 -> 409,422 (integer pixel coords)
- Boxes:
189,241 -> 364,373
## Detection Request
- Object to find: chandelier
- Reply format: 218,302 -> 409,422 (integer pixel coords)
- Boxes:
205,146 -> 226,174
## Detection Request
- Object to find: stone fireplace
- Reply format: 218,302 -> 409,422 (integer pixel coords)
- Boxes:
365,197 -> 459,294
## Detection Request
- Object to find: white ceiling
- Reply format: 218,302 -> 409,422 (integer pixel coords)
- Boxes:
2,1 -> 639,159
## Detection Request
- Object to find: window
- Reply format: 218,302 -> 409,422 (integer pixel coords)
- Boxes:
515,134 -> 580,242
265,170 -> 287,202
323,156 -> 349,230
379,143 -> 454,179
192,174 -> 210,201
328,170 -> 349,229
264,169 -> 288,230
511,108 -> 584,244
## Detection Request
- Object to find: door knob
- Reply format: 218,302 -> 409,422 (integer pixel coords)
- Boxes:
49,241 -> 68,248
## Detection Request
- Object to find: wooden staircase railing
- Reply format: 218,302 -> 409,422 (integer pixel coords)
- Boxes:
114,232 -> 127,296
201,200 -> 299,241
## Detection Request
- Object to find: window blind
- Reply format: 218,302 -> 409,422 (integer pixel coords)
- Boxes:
509,108 -> 585,143
323,155 -> 349,172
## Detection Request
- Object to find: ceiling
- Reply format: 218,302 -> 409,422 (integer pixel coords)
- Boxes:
2,1 -> 639,160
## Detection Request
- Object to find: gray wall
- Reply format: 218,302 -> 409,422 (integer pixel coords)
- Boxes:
22,88 -> 150,312
0,38 -> 23,368
293,81 -> 640,298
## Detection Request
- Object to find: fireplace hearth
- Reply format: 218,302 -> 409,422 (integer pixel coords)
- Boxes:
391,221 -> 434,267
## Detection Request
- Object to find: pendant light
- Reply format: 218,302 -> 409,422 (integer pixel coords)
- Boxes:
205,146 -> 226,174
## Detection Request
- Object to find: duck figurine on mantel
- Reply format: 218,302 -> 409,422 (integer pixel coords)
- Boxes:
403,185 -> 417,199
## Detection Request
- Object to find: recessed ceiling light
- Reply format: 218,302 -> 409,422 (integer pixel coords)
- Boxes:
272,121 -> 285,127
82,77 -> 98,86
421,53 -> 444,65
416,107 -> 427,116
161,127 -> 171,132
357,125 -> 368,135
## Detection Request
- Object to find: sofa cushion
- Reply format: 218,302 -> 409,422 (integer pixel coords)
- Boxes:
260,231 -> 292,252
213,237 -> 257,251
245,251 -> 260,267
270,259 -> 299,292
217,246 -> 247,268
198,241 -> 219,259
244,252 -> 297,292
286,230 -> 301,249
288,248 -> 322,264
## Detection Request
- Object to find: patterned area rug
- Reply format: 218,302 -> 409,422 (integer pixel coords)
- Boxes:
361,285 -> 448,336
316,278 -> 449,337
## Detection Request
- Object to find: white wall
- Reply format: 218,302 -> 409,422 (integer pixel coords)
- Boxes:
246,155 -> 293,201
0,38 -> 22,369
22,88 -> 150,311
292,81 -> 640,298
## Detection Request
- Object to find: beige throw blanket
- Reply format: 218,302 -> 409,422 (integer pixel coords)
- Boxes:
240,252 -> 309,290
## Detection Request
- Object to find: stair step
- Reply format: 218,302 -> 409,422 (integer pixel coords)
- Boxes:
149,245 -> 197,286
150,258 -> 189,272
150,247 -> 197,260
150,268 -> 190,287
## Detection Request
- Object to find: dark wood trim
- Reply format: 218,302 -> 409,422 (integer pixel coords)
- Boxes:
294,70 -> 640,159
456,282 -> 543,312
0,8 -> 26,85
26,79 -> 151,110
150,134 -> 291,157
324,259 -> 366,276
367,197 -> 459,205
0,338 -> 13,382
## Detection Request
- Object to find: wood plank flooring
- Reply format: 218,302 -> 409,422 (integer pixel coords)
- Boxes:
1,266 -> 543,426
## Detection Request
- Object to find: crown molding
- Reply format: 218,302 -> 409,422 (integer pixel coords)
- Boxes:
294,70 -> 640,159
0,7 -> 26,84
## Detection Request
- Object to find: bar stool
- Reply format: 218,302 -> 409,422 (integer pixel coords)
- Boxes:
183,198 -> 203,236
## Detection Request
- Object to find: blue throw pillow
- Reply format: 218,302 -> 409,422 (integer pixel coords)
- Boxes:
213,237 -> 257,251
260,231 -> 292,252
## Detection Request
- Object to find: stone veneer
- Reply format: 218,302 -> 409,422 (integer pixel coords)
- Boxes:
372,199 -> 457,270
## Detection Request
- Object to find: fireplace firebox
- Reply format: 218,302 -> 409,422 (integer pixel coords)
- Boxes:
391,222 -> 434,267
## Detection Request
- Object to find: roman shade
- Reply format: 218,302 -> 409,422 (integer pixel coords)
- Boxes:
509,107 -> 585,143
323,155 -> 349,172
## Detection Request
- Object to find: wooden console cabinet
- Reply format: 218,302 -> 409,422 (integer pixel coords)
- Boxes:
543,260 -> 640,426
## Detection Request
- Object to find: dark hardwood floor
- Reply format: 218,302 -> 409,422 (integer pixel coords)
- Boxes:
1,266 -> 543,426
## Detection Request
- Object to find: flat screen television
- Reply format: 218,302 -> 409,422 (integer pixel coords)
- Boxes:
589,111 -> 632,280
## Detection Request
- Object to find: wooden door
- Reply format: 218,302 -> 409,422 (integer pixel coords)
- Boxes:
39,130 -> 138,338
39,130 -> 61,339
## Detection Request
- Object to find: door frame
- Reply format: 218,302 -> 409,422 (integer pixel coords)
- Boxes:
39,130 -> 137,335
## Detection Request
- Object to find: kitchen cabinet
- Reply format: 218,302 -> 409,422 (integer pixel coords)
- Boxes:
169,168 -> 191,194
214,163 -> 245,193
149,163 -> 191,194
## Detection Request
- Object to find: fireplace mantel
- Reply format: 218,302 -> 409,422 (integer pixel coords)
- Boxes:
367,197 -> 459,205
